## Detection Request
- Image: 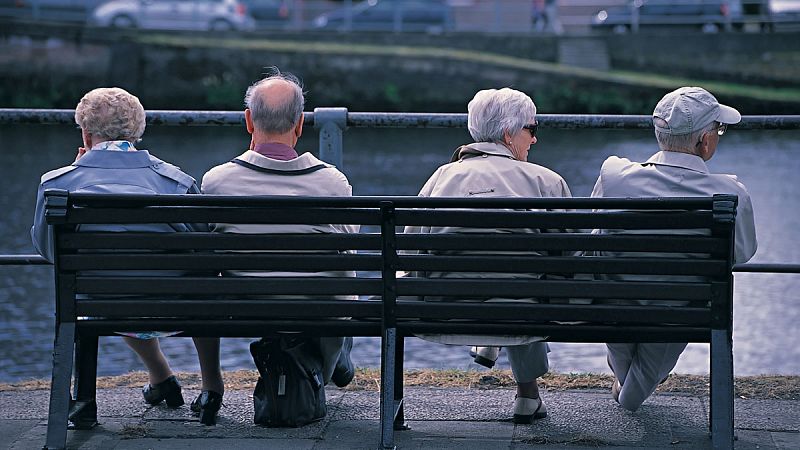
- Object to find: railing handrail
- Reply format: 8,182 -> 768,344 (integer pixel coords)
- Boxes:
2,109 -> 800,130
1,254 -> 796,274
3,108 -> 798,275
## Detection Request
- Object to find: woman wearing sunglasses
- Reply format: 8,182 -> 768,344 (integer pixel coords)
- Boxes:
406,87 -> 572,424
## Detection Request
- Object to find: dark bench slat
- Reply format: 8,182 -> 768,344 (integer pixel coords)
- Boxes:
400,322 -> 712,343
394,302 -> 711,325
75,276 -> 383,296
398,233 -> 728,254
397,278 -> 712,300
77,319 -> 382,337
66,207 -> 382,225
67,193 -> 719,210
59,232 -> 382,251
397,255 -> 728,277
58,232 -> 727,254
58,253 -> 726,276
76,298 -> 382,318
63,208 -> 714,229
60,253 -> 383,272
395,210 -> 714,229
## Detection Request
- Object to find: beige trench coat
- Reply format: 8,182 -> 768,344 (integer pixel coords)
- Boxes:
406,142 -> 573,345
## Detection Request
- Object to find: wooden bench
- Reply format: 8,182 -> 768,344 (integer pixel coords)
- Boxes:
43,190 -> 738,450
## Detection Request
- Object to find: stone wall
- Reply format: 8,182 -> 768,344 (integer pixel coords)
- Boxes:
1,23 -> 798,114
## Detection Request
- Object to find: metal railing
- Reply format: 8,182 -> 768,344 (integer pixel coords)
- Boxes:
1,108 -> 798,275
3,108 -> 800,169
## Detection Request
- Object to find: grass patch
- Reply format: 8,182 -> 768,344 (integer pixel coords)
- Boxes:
3,369 -> 797,400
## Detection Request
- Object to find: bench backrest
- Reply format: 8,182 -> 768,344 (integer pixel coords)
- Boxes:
44,190 -> 737,342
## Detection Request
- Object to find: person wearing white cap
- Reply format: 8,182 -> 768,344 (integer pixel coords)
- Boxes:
589,86 -> 758,411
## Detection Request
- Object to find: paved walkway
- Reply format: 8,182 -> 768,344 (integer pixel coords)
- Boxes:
2,385 -> 798,449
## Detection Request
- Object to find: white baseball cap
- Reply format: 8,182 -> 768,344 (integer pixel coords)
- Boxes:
653,87 -> 741,135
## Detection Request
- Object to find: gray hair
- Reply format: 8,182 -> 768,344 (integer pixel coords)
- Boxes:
467,88 -> 537,143
244,68 -> 305,134
74,87 -> 145,142
654,118 -> 717,154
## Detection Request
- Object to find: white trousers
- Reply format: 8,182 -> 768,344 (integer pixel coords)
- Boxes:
606,342 -> 687,411
506,342 -> 550,383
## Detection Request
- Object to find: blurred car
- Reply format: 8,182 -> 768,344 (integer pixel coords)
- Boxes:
768,0 -> 800,31
592,0 -> 742,33
312,0 -> 452,33
0,0 -> 104,22
240,0 -> 289,27
90,0 -> 255,31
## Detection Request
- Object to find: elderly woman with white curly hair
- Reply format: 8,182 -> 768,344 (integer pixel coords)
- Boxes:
407,88 -> 572,423
31,87 -> 224,425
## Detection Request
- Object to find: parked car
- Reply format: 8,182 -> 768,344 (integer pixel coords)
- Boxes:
0,0 -> 104,23
90,0 -> 255,31
591,0 -> 743,33
312,0 -> 452,33
240,0 -> 289,28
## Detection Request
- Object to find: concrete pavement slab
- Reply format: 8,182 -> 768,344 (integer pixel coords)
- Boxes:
113,438 -> 315,449
769,430 -> 800,449
733,399 -> 800,430
0,420 -> 39,449
1,385 -> 796,449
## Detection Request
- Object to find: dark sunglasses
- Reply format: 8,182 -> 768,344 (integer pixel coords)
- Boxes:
522,122 -> 538,138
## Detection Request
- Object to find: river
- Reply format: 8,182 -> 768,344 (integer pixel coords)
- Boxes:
0,123 -> 797,382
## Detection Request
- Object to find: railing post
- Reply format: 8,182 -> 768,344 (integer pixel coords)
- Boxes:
313,107 -> 347,170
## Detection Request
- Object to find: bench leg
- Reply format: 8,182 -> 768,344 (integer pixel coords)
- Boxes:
379,327 -> 397,450
393,335 -> 408,431
70,334 -> 99,429
710,329 -> 734,449
44,322 -> 76,450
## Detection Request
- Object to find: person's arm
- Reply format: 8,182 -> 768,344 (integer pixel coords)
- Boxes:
734,191 -> 757,264
30,183 -> 54,263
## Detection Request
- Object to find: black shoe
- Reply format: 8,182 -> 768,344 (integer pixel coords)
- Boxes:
68,399 -> 98,430
142,375 -> 184,407
190,391 -> 223,425
331,337 -> 355,388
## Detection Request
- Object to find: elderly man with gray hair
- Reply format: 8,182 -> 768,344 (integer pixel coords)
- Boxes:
201,69 -> 356,416
408,87 -> 572,423
590,86 -> 757,411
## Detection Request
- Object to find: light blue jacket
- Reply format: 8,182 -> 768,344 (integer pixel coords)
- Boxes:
31,149 -> 205,262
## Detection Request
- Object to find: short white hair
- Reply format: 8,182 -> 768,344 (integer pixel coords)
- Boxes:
467,88 -> 536,143
654,118 -> 717,154
74,87 -> 145,142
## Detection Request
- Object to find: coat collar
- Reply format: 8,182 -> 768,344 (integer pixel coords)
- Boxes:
644,151 -> 710,174
237,149 -> 327,171
74,149 -> 155,168
450,142 -> 516,162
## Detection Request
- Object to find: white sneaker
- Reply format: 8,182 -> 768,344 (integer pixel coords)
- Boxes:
469,346 -> 499,368
512,396 -> 547,424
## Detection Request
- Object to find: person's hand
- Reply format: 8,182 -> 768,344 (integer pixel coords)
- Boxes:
74,146 -> 87,162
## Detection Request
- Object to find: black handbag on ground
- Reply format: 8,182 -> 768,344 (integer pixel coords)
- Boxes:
250,337 -> 327,427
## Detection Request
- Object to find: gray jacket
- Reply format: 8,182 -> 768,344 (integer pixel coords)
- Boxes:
31,149 -> 204,263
